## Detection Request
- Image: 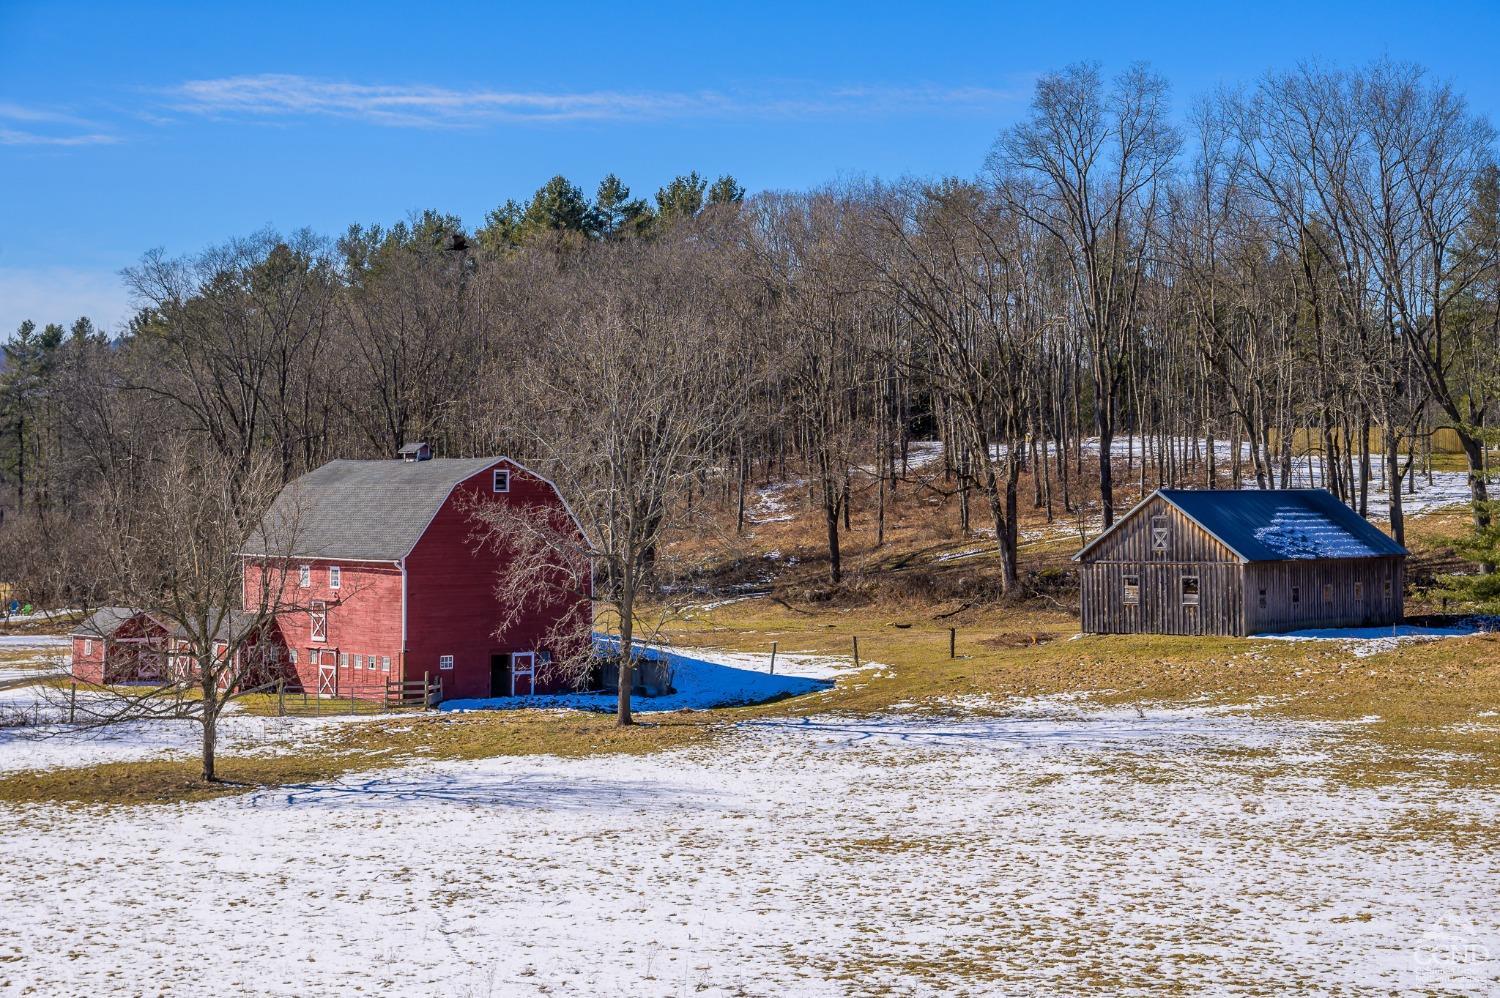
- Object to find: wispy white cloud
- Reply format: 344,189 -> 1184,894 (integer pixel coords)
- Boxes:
0,102 -> 118,146
163,73 -> 1027,127
0,127 -> 119,146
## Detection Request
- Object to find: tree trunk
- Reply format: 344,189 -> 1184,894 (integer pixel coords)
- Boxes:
617,581 -> 635,726
200,674 -> 218,782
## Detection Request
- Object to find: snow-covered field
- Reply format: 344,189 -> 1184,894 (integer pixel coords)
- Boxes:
1,700 -> 1496,996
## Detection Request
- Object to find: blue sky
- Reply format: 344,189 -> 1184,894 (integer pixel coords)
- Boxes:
4,0 -> 1500,336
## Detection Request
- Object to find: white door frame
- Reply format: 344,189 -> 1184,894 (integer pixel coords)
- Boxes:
317,650 -> 336,695
511,651 -> 535,696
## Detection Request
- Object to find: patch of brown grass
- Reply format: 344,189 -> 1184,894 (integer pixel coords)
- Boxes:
0,707 -> 718,806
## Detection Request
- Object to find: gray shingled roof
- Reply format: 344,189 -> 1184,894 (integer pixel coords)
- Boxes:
244,458 -> 501,562
1076,488 -> 1408,563
70,607 -> 145,638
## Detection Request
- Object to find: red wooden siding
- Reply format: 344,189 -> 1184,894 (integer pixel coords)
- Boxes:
244,559 -> 403,696
404,460 -> 590,700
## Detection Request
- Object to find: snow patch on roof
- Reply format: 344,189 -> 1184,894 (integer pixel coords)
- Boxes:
1252,509 -> 1388,560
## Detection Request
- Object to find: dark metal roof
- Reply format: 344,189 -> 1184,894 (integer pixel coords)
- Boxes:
244,457 -> 501,562
1075,488 -> 1408,563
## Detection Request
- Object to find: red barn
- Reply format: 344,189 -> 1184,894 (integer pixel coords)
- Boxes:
71,607 -> 288,687
70,608 -> 172,685
243,446 -> 590,701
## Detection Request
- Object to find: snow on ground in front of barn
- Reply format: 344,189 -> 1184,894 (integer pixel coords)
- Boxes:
1256,619 -> 1495,657
441,645 -> 848,714
0,681 -> 387,774
3,701 -> 1499,996
0,633 -> 68,649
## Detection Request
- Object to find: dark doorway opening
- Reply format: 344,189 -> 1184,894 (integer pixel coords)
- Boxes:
490,653 -> 512,697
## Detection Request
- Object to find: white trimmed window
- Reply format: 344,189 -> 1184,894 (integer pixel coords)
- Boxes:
83,638 -> 93,656
493,468 -> 510,493
289,649 -> 298,665
329,565 -> 341,590
381,656 -> 391,672
299,565 -> 311,588
439,654 -> 455,670
339,652 -> 348,668
310,601 -> 327,642
354,654 -> 363,669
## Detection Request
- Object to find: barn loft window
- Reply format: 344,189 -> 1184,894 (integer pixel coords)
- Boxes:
493,469 -> 510,493
1181,576 -> 1200,606
1322,583 -> 1334,604
1150,515 -> 1169,554
1258,589 -> 1267,610
310,601 -> 327,642
1291,586 -> 1301,605
1122,575 -> 1141,606
1353,580 -> 1363,601
298,565 -> 311,588
329,565 -> 341,590
439,654 -> 455,670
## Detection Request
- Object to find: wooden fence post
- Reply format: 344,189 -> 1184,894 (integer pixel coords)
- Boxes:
949,627 -> 956,659
68,682 -> 77,724
769,641 -> 778,675
423,670 -> 431,709
851,635 -> 860,668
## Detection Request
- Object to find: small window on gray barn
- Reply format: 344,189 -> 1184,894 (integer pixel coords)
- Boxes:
1258,588 -> 1267,610
1384,577 -> 1393,601
1151,515 -> 1169,554
1353,580 -> 1363,601
1123,575 -> 1141,606
1322,583 -> 1334,604
1181,576 -> 1200,606
1291,586 -> 1301,605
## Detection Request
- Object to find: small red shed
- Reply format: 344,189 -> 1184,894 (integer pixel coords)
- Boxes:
70,608 -> 172,685
242,446 -> 590,701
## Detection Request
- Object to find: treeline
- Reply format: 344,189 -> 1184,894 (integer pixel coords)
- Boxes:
4,58 -> 1500,603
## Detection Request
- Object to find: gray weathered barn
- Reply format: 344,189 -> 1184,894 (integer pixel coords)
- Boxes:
1074,488 -> 1407,636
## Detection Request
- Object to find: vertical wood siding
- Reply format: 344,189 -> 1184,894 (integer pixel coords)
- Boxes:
1079,496 -> 1243,636
1242,557 -> 1404,632
1079,495 -> 1406,637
